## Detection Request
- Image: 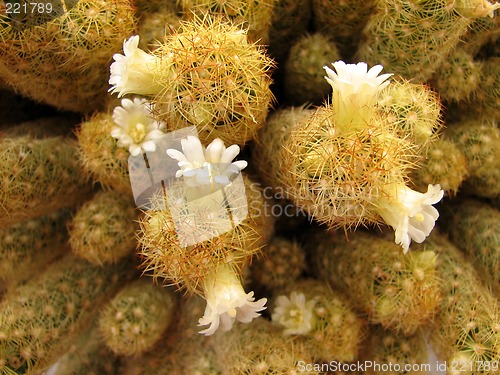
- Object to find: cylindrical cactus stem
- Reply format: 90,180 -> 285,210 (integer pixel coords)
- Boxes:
361,325 -> 431,375
98,279 -> 177,357
0,209 -> 71,289
0,0 -> 137,113
250,236 -> 306,290
0,133 -> 92,228
137,174 -> 274,294
76,112 -> 132,196
307,229 -> 441,335
283,33 -> 340,105
356,0 -> 476,82
271,278 -> 366,362
177,0 -> 277,45
212,317 -> 320,374
68,190 -> 138,266
410,138 -> 468,196
446,117 -> 500,198
467,57 -> 500,121
430,49 -> 482,103
440,199 -> 500,296
0,255 -> 134,375
417,232 -> 500,375
312,0 -> 377,58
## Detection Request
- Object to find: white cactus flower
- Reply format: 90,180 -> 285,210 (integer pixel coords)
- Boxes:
272,291 -> 316,336
109,35 -> 162,98
111,97 -> 165,156
198,264 -> 267,336
375,184 -> 444,253
166,136 -> 247,188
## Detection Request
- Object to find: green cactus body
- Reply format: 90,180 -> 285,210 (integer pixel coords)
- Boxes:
137,175 -> 274,294
361,325 -> 430,375
308,230 -> 441,335
151,16 -> 275,146
251,236 -> 305,290
431,49 -> 482,103
411,138 -> 468,195
68,190 -> 137,266
460,12 -> 500,55
267,0 -> 312,61
212,317 -> 319,374
0,0 -> 137,113
272,279 -> 366,362
0,134 -> 92,228
177,0 -> 277,45
468,57 -> 500,121
447,118 -> 500,198
0,209 -> 70,288
377,79 -> 443,148
312,0 -> 377,58
283,33 -> 340,105
356,0 -> 472,82
98,279 -> 177,356
76,112 -> 132,196
0,255 -> 133,375
440,199 -> 500,296
419,232 -> 500,375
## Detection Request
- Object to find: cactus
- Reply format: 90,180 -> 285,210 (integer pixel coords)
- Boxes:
271,278 -> 366,362
68,190 -> 137,266
0,0 -> 137,113
440,199 -> 500,296
212,317 -> 319,374
98,279 -> 177,356
147,16 -> 275,146
136,0 -> 181,50
357,0 -> 477,82
0,132 -> 92,228
137,175 -> 274,294
418,232 -> 500,375
251,236 -> 305,290
283,33 -> 340,105
0,255 -> 133,375
410,138 -> 468,196
307,229 -> 441,335
76,112 -> 132,196
377,79 -> 443,148
446,117 -> 500,198
467,57 -> 500,121
361,325 -> 431,375
312,0 -> 377,58
177,0 -> 277,44
0,209 -> 70,289
430,49 -> 482,103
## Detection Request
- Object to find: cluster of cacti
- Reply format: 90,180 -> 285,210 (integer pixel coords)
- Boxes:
0,0 -> 137,112
0,0 -> 498,373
